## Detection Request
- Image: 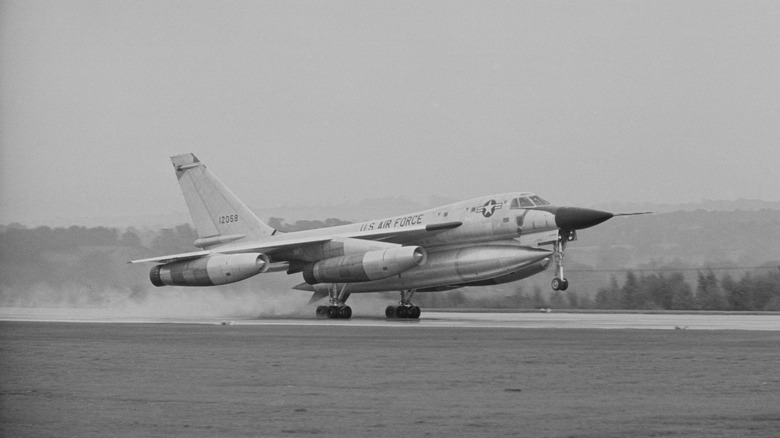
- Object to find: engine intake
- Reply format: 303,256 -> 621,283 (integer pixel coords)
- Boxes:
150,253 -> 270,287
302,246 -> 426,284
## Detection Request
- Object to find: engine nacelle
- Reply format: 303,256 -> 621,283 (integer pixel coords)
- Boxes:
150,253 -> 270,287
302,246 -> 426,284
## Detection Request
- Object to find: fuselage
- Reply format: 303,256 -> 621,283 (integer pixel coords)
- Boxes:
248,192 -> 584,294
261,192 -> 562,251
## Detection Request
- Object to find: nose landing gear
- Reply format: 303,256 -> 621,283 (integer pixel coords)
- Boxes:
551,230 -> 575,291
551,277 -> 569,291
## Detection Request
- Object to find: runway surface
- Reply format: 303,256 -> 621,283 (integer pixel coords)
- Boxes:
2,316 -> 779,437
1,307 -> 778,330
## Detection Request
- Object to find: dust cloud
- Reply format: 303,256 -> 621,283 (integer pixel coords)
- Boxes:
0,281 -> 397,321
0,281 -> 317,321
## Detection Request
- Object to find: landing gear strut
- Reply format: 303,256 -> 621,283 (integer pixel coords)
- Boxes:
551,230 -> 575,291
386,289 -> 421,319
316,283 -> 352,319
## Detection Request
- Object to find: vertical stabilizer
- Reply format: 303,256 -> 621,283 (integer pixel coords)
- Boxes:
170,153 -> 275,244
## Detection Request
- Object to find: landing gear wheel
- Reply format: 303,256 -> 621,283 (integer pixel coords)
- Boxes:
316,284 -> 351,319
387,289 -> 421,319
386,305 -> 421,319
323,305 -> 352,319
552,278 -> 569,291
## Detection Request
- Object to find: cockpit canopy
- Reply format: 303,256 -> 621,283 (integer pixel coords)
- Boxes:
510,195 -> 550,209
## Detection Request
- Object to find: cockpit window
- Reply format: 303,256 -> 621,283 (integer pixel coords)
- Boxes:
511,197 -> 535,208
511,195 -> 550,208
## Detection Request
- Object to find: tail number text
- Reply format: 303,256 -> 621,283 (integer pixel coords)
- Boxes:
219,215 -> 239,224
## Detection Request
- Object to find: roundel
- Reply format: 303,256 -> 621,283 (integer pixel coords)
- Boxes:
481,200 -> 500,217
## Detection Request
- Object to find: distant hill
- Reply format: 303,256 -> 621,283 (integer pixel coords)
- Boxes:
594,199 -> 780,214
6,199 -> 779,274
2,208 -> 779,313
575,209 -> 780,268
488,208 -> 779,305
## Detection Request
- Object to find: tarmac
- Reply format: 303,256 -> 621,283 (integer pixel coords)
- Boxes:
1,308 -> 778,330
2,312 -> 779,437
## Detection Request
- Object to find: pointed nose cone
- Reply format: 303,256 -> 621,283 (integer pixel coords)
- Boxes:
555,207 -> 614,230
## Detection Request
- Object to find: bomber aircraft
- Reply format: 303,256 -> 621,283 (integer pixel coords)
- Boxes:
132,153 -> 636,319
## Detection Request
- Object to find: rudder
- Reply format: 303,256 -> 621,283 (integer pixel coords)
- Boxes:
170,153 -> 275,246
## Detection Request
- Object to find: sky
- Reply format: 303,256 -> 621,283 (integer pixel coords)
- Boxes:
1,0 -> 779,225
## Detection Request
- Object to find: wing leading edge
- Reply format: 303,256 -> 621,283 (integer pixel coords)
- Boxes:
130,221 -> 463,265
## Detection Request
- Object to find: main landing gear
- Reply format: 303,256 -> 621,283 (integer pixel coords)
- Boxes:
316,305 -> 352,319
316,283 -> 352,319
551,230 -> 575,291
386,289 -> 421,319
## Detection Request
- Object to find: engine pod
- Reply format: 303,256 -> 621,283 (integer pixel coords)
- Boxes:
302,246 -> 426,284
150,253 -> 270,287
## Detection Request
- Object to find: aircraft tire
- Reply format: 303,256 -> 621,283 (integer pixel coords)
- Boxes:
327,306 -> 341,319
316,306 -> 328,318
339,306 -> 352,319
551,278 -> 562,291
560,279 -> 569,291
410,306 -> 421,319
385,306 -> 396,319
396,306 -> 409,319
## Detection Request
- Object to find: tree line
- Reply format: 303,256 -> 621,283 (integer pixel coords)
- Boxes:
1,222 -> 779,311
590,269 -> 780,311
411,268 -> 780,312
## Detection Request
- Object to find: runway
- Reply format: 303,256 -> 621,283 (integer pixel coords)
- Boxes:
2,317 -> 779,437
1,307 -> 778,330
